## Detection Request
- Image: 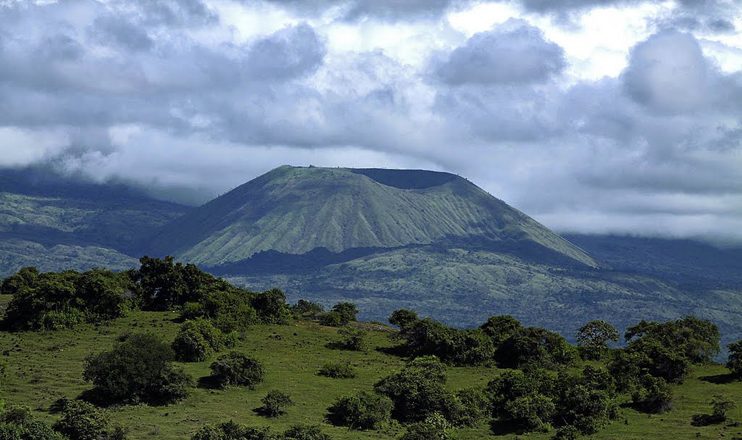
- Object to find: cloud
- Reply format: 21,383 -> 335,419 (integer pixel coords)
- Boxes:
433,19 -> 565,85
0,0 -> 741,242
622,30 -> 742,114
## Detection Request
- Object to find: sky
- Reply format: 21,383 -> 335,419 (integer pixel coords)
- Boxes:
0,0 -> 741,242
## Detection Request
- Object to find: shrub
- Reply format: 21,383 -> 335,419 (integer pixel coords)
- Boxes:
291,300 -> 324,319
727,340 -> 742,379
399,413 -> 451,440
259,391 -> 294,418
251,289 -> 292,324
191,421 -> 273,440
317,362 -> 356,379
631,375 -> 673,414
83,333 -> 192,405
388,309 -> 418,331
209,352 -> 264,389
328,328 -> 367,351
282,424 -> 332,440
193,286 -> 259,333
496,327 -> 576,369
375,356 -> 458,424
552,425 -> 580,440
448,388 -> 489,427
554,384 -> 615,435
319,312 -> 344,327
691,394 -> 736,426
0,406 -> 65,440
172,319 -> 232,362
134,256 -> 215,311
319,303 -> 358,327
398,318 -> 495,366
502,394 -> 555,432
52,399 -> 126,440
327,391 -> 393,430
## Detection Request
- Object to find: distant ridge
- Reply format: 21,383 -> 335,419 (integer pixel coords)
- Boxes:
147,165 -> 597,267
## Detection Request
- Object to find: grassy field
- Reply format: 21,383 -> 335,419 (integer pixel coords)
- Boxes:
0,293 -> 740,440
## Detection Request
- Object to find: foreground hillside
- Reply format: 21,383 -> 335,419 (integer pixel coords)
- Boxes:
0,290 -> 740,440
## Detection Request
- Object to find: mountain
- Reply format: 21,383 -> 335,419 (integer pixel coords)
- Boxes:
148,165 -> 596,267
0,167 -> 188,276
1,165 -> 740,346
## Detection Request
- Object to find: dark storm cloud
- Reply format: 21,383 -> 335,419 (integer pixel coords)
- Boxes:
434,19 -> 565,85
243,24 -> 326,81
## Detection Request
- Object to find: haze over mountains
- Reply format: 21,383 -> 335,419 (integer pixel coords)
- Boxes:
1,165 -> 741,344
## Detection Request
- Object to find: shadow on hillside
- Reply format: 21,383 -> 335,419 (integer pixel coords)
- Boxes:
197,375 -> 222,389
489,420 -> 528,436
375,344 -> 408,358
699,373 -> 737,384
76,388 -> 117,408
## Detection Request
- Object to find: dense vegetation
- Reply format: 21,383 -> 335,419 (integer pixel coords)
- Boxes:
0,261 -> 741,440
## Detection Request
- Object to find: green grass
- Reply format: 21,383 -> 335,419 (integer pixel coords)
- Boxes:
0,294 -> 740,440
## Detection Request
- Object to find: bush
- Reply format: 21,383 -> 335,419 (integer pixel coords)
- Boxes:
631,375 -> 673,414
691,394 -> 736,426
191,421 -> 273,440
251,289 -> 292,324
328,328 -> 367,351
327,391 -> 393,430
448,388 -> 489,427
259,391 -> 294,417
502,394 -> 555,432
388,309 -> 418,331
191,286 -> 259,333
399,414 -> 451,440
0,406 -> 66,440
727,340 -> 742,379
209,352 -> 264,389
552,425 -> 580,440
83,333 -> 192,405
496,327 -> 576,369
282,425 -> 332,440
554,384 -> 614,435
2,269 -> 130,331
317,362 -> 356,379
172,319 -> 233,362
398,318 -> 495,366
292,300 -> 324,319
319,303 -> 358,327
52,399 -> 126,440
375,356 -> 459,424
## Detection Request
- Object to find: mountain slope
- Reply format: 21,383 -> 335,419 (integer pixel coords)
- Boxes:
149,166 -> 596,267
0,167 -> 188,276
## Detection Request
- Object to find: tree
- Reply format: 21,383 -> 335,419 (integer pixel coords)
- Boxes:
83,333 -> 192,405
486,369 -> 556,433
327,391 -> 393,430
209,352 -> 264,389
172,319 -> 233,362
135,256 -> 204,311
399,413 -> 451,440
259,391 -> 294,418
320,303 -> 358,327
375,356 -> 458,423
52,399 -> 126,440
388,309 -> 418,331
576,320 -> 619,360
625,317 -> 720,364
480,315 -> 522,347
631,374 -> 673,414
727,340 -> 742,379
496,327 -> 576,369
251,289 -> 292,324
291,300 -> 324,319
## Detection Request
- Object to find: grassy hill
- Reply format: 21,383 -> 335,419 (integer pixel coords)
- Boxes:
0,294 -> 740,440
147,166 -> 596,267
